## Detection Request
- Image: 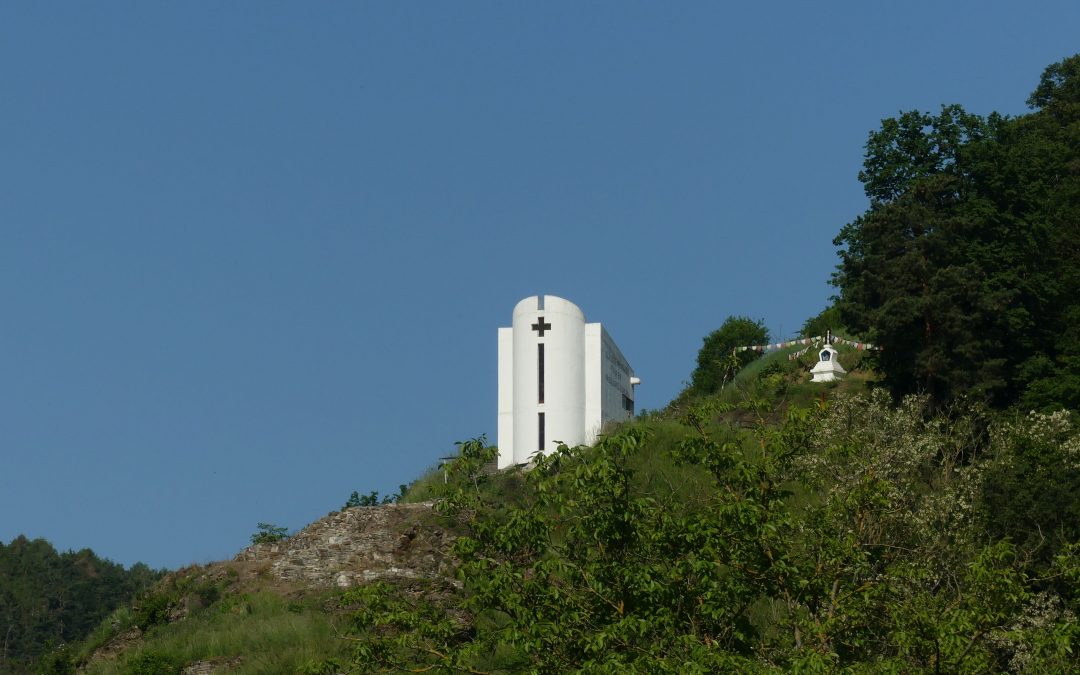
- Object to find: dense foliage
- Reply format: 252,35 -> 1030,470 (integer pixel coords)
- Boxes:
690,315 -> 769,396
0,537 -> 161,672
327,392 -> 1080,673
832,54 -> 1080,409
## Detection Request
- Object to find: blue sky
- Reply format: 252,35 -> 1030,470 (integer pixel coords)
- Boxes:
2,2 -> 1077,569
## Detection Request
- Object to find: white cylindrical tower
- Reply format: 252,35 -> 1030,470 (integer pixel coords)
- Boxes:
511,295 -> 586,463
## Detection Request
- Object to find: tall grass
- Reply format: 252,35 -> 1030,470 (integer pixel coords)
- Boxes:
399,463 -> 445,503
82,591 -> 351,675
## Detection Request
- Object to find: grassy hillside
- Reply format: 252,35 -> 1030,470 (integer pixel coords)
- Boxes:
331,391 -> 1080,673
75,586 -> 352,674
48,348 -> 1080,672
672,339 -> 876,411
55,504 -> 450,674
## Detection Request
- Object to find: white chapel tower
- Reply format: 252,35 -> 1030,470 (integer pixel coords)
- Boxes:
497,295 -> 639,469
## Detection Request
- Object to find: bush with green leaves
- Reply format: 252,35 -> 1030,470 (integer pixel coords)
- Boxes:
343,490 -> 380,508
343,484 -> 411,509
335,394 -> 1080,673
34,647 -> 75,675
133,588 -> 175,631
249,522 -> 288,545
122,652 -> 180,675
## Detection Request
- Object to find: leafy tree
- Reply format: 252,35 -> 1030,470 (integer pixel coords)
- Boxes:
1011,55 -> 1080,410
833,105 -> 1001,404
690,316 -> 768,396
1027,53 -> 1080,110
833,55 -> 1080,409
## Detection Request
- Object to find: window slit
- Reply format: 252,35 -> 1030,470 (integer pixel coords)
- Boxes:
538,343 -> 545,403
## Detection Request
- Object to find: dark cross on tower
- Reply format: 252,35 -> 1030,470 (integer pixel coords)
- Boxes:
531,317 -> 552,337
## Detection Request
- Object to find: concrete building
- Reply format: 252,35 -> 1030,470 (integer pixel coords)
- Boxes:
497,295 -> 639,469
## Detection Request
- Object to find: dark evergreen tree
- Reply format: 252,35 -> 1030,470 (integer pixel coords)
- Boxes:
0,537 -> 163,672
833,55 -> 1080,409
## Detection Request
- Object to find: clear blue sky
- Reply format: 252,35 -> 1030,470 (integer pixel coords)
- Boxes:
2,2 -> 1077,569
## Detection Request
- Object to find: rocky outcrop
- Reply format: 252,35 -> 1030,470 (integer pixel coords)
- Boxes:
234,502 -> 453,588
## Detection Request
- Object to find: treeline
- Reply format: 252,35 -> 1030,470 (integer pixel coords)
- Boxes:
833,54 -> 1080,410
0,536 -> 162,672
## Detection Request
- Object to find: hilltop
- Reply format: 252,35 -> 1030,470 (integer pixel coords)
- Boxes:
40,344 -> 873,673
38,343 -> 1080,673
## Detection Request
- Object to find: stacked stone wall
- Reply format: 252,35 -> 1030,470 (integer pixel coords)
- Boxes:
234,502 -> 452,588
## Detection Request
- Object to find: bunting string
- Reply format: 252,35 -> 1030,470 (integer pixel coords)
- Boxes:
788,342 -> 818,361
733,334 -> 883,356
829,335 -> 882,351
736,337 -> 822,353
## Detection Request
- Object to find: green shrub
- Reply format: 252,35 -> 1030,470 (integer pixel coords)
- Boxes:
133,589 -> 175,630
36,646 -> 75,675
249,522 -> 288,545
344,486 -> 408,509
343,490 -> 380,508
122,652 -> 181,675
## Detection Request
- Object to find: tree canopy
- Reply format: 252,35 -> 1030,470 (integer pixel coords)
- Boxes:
832,54 -> 1080,409
690,316 -> 769,396
0,537 -> 162,672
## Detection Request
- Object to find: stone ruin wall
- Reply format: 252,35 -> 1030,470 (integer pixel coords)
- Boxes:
234,502 -> 454,589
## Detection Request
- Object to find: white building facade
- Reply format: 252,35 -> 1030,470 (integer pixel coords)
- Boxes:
497,295 -> 638,469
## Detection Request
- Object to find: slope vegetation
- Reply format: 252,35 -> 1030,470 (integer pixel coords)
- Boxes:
50,374 -> 1080,673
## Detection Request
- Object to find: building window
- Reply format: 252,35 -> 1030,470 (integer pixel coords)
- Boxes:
622,394 -> 634,414
538,412 -> 545,451
538,343 -> 545,404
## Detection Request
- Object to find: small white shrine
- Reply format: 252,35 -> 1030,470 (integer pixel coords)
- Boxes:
810,344 -> 846,383
497,295 -> 639,469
